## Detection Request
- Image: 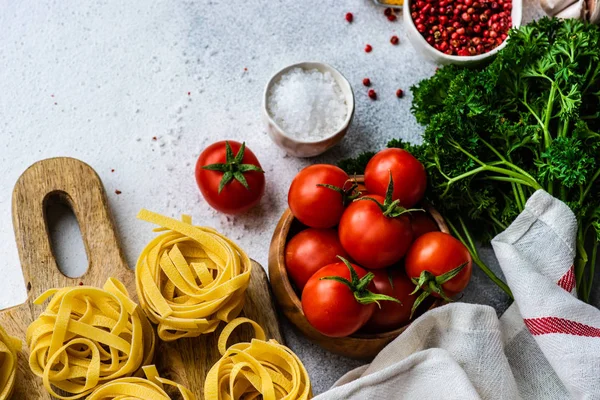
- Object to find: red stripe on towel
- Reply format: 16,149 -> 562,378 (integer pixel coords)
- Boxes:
524,317 -> 600,337
557,265 -> 575,292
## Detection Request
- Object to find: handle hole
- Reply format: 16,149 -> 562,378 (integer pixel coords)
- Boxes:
45,193 -> 89,278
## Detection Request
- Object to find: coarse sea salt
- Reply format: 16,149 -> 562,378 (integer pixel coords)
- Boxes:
267,68 -> 348,142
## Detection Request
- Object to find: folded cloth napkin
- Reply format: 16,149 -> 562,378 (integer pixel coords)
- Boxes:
315,190 -> 600,400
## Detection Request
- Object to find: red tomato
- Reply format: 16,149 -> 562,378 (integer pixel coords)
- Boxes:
363,269 -> 417,333
338,195 -> 413,269
405,232 -> 472,298
410,212 -> 439,239
195,141 -> 265,214
302,261 -> 375,337
365,148 -> 427,208
288,165 -> 353,228
285,228 -> 350,291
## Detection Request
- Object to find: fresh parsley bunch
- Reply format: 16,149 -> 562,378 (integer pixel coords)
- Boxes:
340,18 -> 600,301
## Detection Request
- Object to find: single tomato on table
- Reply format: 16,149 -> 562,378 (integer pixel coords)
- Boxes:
285,228 -> 350,291
288,164 -> 357,229
302,257 -> 398,337
365,148 -> 427,208
363,269 -> 417,333
195,141 -> 265,214
338,175 -> 414,269
405,231 -> 472,313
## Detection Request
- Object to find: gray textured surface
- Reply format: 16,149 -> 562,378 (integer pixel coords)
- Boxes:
1,0 -> 545,394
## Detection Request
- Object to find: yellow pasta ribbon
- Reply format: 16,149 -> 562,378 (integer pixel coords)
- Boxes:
26,278 -> 156,399
205,318 -> 312,400
0,325 -> 21,400
87,365 -> 196,400
135,210 -> 252,341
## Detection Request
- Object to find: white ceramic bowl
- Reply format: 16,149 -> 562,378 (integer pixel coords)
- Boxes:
403,0 -> 522,65
262,62 -> 355,158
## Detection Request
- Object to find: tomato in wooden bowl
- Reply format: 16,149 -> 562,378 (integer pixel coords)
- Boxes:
268,176 -> 447,360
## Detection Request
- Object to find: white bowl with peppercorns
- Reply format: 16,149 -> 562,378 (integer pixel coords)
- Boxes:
404,0 -> 522,64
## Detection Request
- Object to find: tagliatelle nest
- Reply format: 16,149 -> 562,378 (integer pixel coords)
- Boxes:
0,325 -> 21,400
87,365 -> 196,400
135,210 -> 252,341
205,318 -> 312,400
26,278 -> 156,400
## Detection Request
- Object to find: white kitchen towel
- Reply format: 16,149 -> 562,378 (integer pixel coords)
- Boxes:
315,190 -> 600,400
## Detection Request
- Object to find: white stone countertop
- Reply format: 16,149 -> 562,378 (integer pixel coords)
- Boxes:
1,0 -> 546,394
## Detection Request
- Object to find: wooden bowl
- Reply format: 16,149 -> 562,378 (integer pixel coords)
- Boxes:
268,176 -> 448,360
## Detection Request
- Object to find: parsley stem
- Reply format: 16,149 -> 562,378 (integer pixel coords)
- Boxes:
521,99 -> 545,134
560,185 -> 567,201
449,142 -> 542,189
575,224 -> 588,295
580,166 -> 600,203
447,218 -> 513,299
583,63 -> 600,94
585,239 -> 598,302
444,162 -> 502,183
478,137 -> 539,184
485,176 -> 538,190
458,216 -> 477,252
543,84 -> 557,148
488,214 -> 508,231
511,182 -> 524,211
514,183 -> 527,209
559,118 -> 569,139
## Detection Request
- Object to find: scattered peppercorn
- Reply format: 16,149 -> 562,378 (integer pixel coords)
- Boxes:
390,35 -> 400,45
79,282 -> 84,286
364,44 -> 373,53
384,8 -> 393,16
362,78 -> 371,87
187,92 -> 191,95
152,136 -> 157,141
115,190 -> 122,195
387,14 -> 397,21
396,89 -> 404,98
368,89 -> 377,100
345,12 -> 353,23
111,169 -> 115,173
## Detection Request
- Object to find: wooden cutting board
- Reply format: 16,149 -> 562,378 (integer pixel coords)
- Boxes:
3,157 -> 282,399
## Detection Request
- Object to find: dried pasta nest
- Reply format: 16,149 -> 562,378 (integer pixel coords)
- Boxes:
0,325 -> 21,400
205,318 -> 312,400
26,278 -> 155,399
87,365 -> 196,400
135,210 -> 252,341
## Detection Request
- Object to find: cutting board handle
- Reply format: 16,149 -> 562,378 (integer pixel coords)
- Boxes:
6,157 -> 282,399
11,157 -> 131,301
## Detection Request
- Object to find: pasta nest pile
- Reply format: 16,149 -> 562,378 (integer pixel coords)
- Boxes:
0,325 -> 21,400
26,278 -> 155,399
205,318 -> 312,400
135,210 -> 252,341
